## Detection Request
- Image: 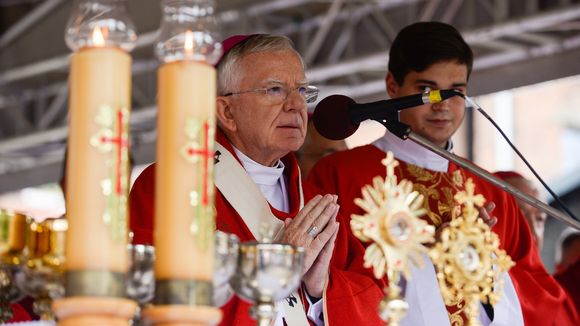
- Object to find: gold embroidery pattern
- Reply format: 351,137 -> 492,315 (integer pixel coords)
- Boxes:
447,294 -> 466,326
449,314 -> 464,326
401,165 -> 465,228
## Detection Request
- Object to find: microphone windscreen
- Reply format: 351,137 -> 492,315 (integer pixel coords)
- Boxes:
312,95 -> 359,140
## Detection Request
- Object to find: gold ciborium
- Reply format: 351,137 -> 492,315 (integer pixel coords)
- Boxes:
0,209 -> 30,322
16,217 -> 67,320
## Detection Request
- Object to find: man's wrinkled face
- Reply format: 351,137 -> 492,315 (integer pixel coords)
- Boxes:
220,50 -> 309,166
386,60 -> 468,148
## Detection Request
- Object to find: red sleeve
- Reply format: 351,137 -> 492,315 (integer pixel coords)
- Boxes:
555,259 -> 580,321
129,163 -> 156,245
6,303 -> 32,323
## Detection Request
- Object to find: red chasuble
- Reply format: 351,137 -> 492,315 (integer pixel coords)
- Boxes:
129,131 -> 385,325
555,258 -> 580,319
308,144 -> 579,326
6,303 -> 31,323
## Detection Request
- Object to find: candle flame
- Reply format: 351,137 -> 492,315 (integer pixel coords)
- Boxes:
92,27 -> 106,47
184,30 -> 194,55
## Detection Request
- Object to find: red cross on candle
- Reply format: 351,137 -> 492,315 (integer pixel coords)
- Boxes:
93,108 -> 129,195
183,121 -> 212,205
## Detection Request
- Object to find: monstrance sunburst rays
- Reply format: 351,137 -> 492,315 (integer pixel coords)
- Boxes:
351,152 -> 435,325
429,178 -> 515,326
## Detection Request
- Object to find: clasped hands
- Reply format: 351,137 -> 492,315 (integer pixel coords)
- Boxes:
279,194 -> 340,299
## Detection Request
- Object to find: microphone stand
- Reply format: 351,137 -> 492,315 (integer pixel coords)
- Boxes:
384,120 -> 580,231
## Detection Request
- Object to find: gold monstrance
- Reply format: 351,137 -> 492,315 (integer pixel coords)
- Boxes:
429,178 -> 514,325
351,152 -> 435,325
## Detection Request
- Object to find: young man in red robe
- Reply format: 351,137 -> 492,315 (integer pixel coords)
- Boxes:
130,34 -> 385,325
309,22 -> 579,326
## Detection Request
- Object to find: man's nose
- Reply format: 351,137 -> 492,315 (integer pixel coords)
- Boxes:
431,100 -> 450,111
284,88 -> 307,111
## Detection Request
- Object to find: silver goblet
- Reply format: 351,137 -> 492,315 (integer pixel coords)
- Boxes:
127,244 -> 155,326
230,242 -> 304,326
214,231 -> 239,289
127,244 -> 156,305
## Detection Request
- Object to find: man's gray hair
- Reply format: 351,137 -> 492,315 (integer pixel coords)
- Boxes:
217,34 -> 304,95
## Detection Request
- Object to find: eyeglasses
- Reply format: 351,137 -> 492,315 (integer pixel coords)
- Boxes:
223,85 -> 319,104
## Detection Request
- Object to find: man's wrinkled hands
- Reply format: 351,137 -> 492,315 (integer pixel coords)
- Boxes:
280,194 -> 339,275
302,223 -> 338,298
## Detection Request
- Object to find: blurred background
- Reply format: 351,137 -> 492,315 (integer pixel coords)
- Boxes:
1,0 -> 580,271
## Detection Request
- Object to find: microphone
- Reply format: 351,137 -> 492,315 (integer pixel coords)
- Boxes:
312,89 -> 463,140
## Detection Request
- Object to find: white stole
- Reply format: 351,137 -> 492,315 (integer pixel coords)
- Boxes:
214,143 -> 309,326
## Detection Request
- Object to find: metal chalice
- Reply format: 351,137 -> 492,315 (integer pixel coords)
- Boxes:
127,244 -> 156,305
214,231 -> 240,289
126,244 -> 155,326
230,241 -> 304,326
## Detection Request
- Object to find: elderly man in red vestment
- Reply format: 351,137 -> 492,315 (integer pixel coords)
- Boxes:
494,171 -> 548,251
309,22 -> 579,326
130,34 -> 385,325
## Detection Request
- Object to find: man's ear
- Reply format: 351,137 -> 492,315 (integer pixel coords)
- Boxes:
216,96 -> 236,132
385,72 -> 399,98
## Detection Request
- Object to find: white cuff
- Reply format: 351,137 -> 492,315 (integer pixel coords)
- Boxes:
213,282 -> 234,307
305,293 -> 325,325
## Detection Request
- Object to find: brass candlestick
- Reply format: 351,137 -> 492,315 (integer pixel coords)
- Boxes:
17,217 -> 67,321
0,209 -> 29,322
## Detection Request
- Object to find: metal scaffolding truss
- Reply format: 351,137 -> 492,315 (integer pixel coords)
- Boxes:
2,0 -> 580,192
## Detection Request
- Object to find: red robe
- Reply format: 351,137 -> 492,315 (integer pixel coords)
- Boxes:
555,258 -> 580,319
129,131 -> 385,325
308,144 -> 579,326
6,303 -> 31,323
